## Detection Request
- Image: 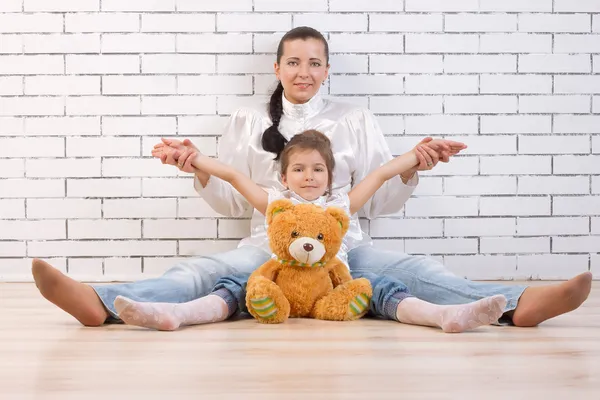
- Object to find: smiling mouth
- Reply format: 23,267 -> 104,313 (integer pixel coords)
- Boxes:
295,83 -> 312,88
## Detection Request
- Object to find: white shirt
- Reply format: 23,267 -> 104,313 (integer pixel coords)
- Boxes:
194,92 -> 418,252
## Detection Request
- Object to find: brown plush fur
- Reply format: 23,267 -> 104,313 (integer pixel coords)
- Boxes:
245,199 -> 373,324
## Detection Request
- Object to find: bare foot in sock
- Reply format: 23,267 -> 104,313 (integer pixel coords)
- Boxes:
32,259 -> 109,326
440,295 -> 507,333
511,271 -> 592,327
115,294 -> 229,331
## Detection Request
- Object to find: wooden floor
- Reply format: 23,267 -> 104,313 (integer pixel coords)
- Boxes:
1,283 -> 599,400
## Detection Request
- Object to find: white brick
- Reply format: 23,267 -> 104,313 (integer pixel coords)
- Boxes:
330,34 -> 403,53
519,135 -> 589,155
405,115 -> 478,134
25,0 -> 98,11
102,0 -> 175,12
554,35 -> 600,53
217,14 -> 290,32
102,34 -> 175,53
29,240 -> 176,257
0,55 -> 63,75
331,75 -> 403,95
66,13 -> 140,33
480,0 -> 552,12
66,137 -> 140,157
369,14 -> 442,32
445,14 -> 517,32
294,13 -> 367,32
519,55 -> 590,73
178,116 -> 229,135
178,198 -> 222,218
0,220 -> 65,240
0,179 -> 64,198
518,255 -> 589,280
594,218 -> 600,234
444,55 -> 516,73
144,219 -> 217,239
445,95 -> 517,114
519,14 -> 591,33
25,76 -> 100,95
0,97 -> 63,116
405,0 -> 478,12
0,242 -> 26,257
517,217 -> 589,235
555,76 -> 600,94
481,115 -> 551,134
142,136 -> 215,158
480,197 -> 551,216
481,237 -> 549,254
405,238 -> 478,255
103,198 -> 176,218
405,75 -> 477,94
370,96 -> 442,114
103,76 -> 176,95
28,199 -> 101,219
177,0 -> 251,11
142,14 -> 215,33
594,254 -> 600,275
595,177 -> 600,194
143,55 -> 215,74
255,0 -> 327,11
419,156 -> 478,176
445,255 -> 517,280
554,155 -> 600,174
67,178 -> 141,198
0,117 -> 22,135
524,95 -> 591,114
0,77 -> 22,95
68,220 -> 141,239
0,138 -> 63,157
595,15 -> 600,32
370,55 -> 443,73
218,219 -> 251,239
405,34 -> 478,53
445,217 -> 516,237
252,33 -> 284,53
141,95 -> 215,115
595,136 -> 600,154
481,74 -> 552,94
102,158 -> 177,178
480,33 -> 551,53
23,34 -> 100,54
178,34 -> 252,53
241,74 -> 272,94
405,197 -> 478,217
216,95 -> 270,114
0,0 -> 21,12
481,155 -> 551,175
370,218 -> 443,237
376,116 -> 404,135
67,55 -> 139,74
444,176 -> 517,195
0,159 -> 24,178
103,116 -> 176,136
0,34 -> 22,53
519,176 -> 590,195
0,14 -> 63,33
104,258 -> 142,278
553,236 -> 600,253
554,0 -> 600,12
178,240 -> 240,256
449,135 -> 517,155
66,96 -> 140,116
67,258 -> 103,278
141,178 -> 197,197
25,117 -> 100,136
0,200 -> 25,219
178,75 -> 252,95
27,159 -> 100,178
330,0 -> 403,11
553,196 -> 600,216
595,96 -> 600,113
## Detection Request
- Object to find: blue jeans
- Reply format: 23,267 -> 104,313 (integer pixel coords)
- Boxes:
93,244 -> 526,320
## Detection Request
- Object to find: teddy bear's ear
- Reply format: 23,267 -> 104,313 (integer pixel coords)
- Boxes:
266,199 -> 294,225
325,206 -> 350,236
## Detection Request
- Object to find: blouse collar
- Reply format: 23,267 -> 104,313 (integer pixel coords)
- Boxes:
281,91 -> 325,119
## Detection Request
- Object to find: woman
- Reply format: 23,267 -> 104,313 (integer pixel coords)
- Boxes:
32,26 -> 592,327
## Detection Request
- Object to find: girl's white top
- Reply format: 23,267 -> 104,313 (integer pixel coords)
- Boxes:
194,92 -> 418,258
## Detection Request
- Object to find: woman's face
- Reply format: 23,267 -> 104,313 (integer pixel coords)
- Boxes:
274,38 -> 329,105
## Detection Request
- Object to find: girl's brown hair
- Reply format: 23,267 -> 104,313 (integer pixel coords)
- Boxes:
280,130 -> 335,195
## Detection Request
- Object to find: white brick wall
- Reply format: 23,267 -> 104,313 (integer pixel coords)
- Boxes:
1,2 -> 598,282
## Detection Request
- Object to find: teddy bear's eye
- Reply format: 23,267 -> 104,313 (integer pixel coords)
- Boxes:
317,233 -> 324,241
291,231 -> 299,238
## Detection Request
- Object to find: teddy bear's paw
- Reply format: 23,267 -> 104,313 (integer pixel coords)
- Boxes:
249,296 -> 278,321
347,293 -> 371,319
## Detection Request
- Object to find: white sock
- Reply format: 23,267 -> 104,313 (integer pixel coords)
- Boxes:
395,295 -> 507,333
114,294 -> 229,331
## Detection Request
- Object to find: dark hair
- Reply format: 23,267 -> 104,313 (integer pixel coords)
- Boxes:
280,130 -> 335,195
262,26 -> 330,160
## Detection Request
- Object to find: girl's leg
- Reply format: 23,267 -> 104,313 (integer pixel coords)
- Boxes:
32,246 -> 270,326
349,246 -> 592,327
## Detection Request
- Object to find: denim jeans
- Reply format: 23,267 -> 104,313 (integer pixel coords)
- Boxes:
92,244 -> 526,320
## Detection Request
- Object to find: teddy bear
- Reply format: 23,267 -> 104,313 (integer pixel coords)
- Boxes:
245,199 -> 373,324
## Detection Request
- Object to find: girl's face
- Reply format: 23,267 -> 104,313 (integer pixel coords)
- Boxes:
281,149 -> 329,201
274,38 -> 329,105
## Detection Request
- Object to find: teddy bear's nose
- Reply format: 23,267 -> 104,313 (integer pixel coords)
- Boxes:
303,243 -> 314,252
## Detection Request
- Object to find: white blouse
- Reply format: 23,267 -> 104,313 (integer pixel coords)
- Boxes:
194,92 -> 418,252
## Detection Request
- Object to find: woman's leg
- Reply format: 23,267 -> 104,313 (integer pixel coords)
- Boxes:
32,246 -> 270,326
348,245 -> 592,327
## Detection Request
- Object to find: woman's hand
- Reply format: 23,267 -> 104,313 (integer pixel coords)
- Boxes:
400,137 -> 467,183
152,138 -> 199,173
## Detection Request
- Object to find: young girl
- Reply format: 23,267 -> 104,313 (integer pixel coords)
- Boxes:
114,130 -> 507,333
